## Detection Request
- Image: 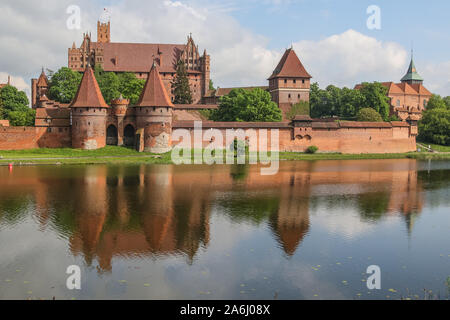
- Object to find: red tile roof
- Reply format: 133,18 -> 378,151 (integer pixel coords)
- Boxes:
37,70 -> 49,87
70,65 -> 109,108
173,120 -> 291,129
135,62 -> 174,108
92,42 -> 190,73
293,115 -> 312,121
339,121 -> 392,128
269,48 -> 311,80
357,82 -> 432,97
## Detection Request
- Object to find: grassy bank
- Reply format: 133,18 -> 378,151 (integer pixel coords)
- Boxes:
418,142 -> 450,153
1,146 -> 449,166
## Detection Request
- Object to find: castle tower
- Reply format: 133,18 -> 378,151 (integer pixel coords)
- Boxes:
97,21 -> 110,44
134,61 -> 173,153
268,48 -> 312,117
200,49 -> 211,98
69,64 -> 109,150
31,68 -> 49,108
110,94 -> 130,146
401,52 -> 424,85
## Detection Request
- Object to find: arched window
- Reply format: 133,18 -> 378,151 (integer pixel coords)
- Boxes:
396,99 -> 400,106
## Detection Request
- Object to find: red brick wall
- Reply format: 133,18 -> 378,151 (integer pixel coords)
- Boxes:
0,127 -> 71,150
172,125 -> 416,154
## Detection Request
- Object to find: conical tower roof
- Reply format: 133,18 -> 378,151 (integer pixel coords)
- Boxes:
269,48 -> 312,80
37,68 -> 49,87
135,62 -> 174,108
70,65 -> 109,108
401,57 -> 424,82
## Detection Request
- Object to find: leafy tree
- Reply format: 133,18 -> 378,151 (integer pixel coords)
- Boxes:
339,87 -> 364,118
48,67 -> 82,103
310,82 -> 330,118
387,114 -> 401,121
443,96 -> 450,108
0,85 -> 34,126
356,107 -> 383,122
211,88 -> 282,122
358,82 -> 390,120
94,66 -> 120,103
8,109 -> 36,126
209,79 -> 215,91
418,107 -> 450,146
0,85 -> 29,113
171,60 -> 192,104
425,94 -> 449,110
310,82 -> 389,121
117,72 -> 146,105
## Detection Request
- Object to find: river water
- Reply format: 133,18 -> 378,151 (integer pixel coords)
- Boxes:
0,159 -> 449,300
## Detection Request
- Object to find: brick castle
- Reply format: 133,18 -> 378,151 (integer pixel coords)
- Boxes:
1,19 -> 423,154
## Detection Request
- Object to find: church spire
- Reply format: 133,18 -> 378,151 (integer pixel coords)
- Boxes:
401,51 -> 424,84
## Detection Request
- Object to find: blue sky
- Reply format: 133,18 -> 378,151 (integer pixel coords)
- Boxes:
229,0 -> 450,61
1,0 -> 449,96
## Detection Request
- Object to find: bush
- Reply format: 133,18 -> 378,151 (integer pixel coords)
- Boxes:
286,101 -> 310,120
356,108 -> 383,122
306,145 -> 318,154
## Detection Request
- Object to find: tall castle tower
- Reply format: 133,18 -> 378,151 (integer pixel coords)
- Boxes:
134,61 -> 174,153
97,21 -> 110,44
268,48 -> 312,117
69,64 -> 109,150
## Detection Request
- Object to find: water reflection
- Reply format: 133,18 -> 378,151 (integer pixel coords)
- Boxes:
0,159 -> 431,274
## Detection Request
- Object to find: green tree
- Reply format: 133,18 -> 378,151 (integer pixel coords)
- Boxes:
171,60 -> 192,104
211,88 -> 282,122
0,85 -> 34,126
209,79 -> 215,91
117,72 -> 146,105
425,94 -> 449,110
418,107 -> 450,146
443,96 -> 450,108
310,82 -> 333,118
310,83 -> 365,119
358,82 -> 390,120
8,109 -> 36,126
48,67 -> 82,103
94,66 -> 120,103
356,107 -> 383,122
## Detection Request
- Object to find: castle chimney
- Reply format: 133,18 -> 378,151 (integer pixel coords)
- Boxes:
7,75 -> 10,85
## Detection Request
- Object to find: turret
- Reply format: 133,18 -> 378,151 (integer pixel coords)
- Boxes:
401,53 -> 424,85
110,94 -> 130,146
69,64 -> 109,150
134,61 -> 173,153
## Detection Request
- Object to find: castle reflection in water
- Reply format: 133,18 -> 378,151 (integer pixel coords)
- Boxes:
0,160 -> 424,272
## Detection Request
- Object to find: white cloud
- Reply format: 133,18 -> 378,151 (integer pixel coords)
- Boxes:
0,0 -> 447,104
293,29 -> 408,88
421,61 -> 450,96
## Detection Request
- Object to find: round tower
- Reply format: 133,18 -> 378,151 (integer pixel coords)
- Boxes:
69,64 -> 109,150
134,61 -> 173,153
110,94 -> 130,146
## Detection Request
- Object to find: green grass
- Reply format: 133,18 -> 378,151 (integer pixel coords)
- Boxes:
1,146 -> 450,166
0,146 -> 148,158
426,143 -> 450,153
